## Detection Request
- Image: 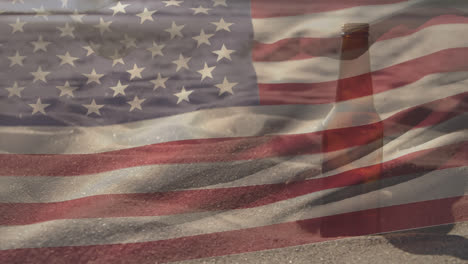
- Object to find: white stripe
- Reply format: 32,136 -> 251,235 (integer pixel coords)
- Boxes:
1,115 -> 465,203
252,0 -> 426,43
254,24 -> 468,83
1,166 -> 466,250
0,70 -> 466,155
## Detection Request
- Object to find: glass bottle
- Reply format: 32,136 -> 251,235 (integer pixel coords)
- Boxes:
320,23 -> 383,237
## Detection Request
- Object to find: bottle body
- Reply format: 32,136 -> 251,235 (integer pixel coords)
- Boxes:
320,24 -> 383,237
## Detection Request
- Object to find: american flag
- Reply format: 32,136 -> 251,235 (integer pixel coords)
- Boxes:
0,0 -> 467,263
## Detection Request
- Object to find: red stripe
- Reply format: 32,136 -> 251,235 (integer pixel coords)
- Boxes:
251,0 -> 406,18
253,15 -> 468,62
258,48 -> 468,105
0,92 -> 466,177
0,142 -> 466,225
1,195 -> 467,263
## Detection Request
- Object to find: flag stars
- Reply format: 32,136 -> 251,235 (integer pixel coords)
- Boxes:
31,66 -> 50,83
29,98 -> 50,115
151,73 -> 169,90
212,0 -> 228,7
172,54 -> 191,72
192,29 -> 214,47
163,0 -> 183,7
197,63 -> 216,81
57,23 -> 75,38
33,5 -> 50,20
31,35 -> 51,52
82,99 -> 104,116
5,82 -> 25,98
213,44 -> 235,61
211,18 -> 233,32
127,64 -> 145,80
83,42 -> 101,56
57,52 -> 79,66
165,21 -> 184,39
83,69 -> 104,84
174,86 -> 193,104
216,77 -> 237,95
70,9 -> 85,23
9,18 -> 27,33
94,18 -> 112,35
191,5 -> 211,14
127,96 -> 145,111
147,42 -> 165,58
56,81 -> 78,97
83,46 -> 95,56
136,8 -> 157,24
121,34 -> 137,48
110,49 -> 125,67
109,80 -> 128,96
8,51 -> 26,67
110,1 -> 129,16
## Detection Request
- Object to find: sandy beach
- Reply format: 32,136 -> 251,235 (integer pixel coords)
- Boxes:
176,221 -> 468,264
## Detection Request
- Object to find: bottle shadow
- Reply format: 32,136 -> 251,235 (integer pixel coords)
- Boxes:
382,222 -> 468,261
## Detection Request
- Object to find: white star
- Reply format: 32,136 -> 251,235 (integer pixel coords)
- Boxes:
147,42 -> 165,58
110,1 -> 129,16
82,99 -> 104,116
70,9 -> 85,23
5,82 -> 24,98
29,98 -> 50,115
192,29 -> 213,47
165,21 -> 184,39
211,18 -> 233,32
109,80 -> 128,96
127,96 -> 145,111
60,0 -> 68,8
31,35 -> 51,52
172,54 -> 191,72
109,49 -> 125,67
31,66 -> 50,83
163,0 -> 183,7
94,17 -> 112,35
127,64 -> 145,80
57,52 -> 79,66
136,8 -> 157,24
212,0 -> 227,7
197,62 -> 216,81
120,34 -> 137,48
57,23 -> 75,38
174,86 -> 193,104
83,46 -> 94,56
9,18 -> 27,33
191,5 -> 211,15
56,81 -> 78,97
8,51 -> 26,67
82,42 -> 101,56
83,68 -> 104,84
212,44 -> 235,61
215,77 -> 237,95
33,5 -> 50,20
150,73 -> 169,90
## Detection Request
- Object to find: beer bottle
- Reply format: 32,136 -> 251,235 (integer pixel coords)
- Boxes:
320,23 -> 383,237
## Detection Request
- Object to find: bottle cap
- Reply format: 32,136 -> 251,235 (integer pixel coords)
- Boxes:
341,23 -> 369,35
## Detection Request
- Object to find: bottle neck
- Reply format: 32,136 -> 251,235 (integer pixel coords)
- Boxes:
336,34 -> 373,102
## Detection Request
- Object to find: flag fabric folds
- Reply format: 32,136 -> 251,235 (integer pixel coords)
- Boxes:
0,0 -> 467,263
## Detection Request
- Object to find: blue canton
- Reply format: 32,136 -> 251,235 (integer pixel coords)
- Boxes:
0,0 -> 259,126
